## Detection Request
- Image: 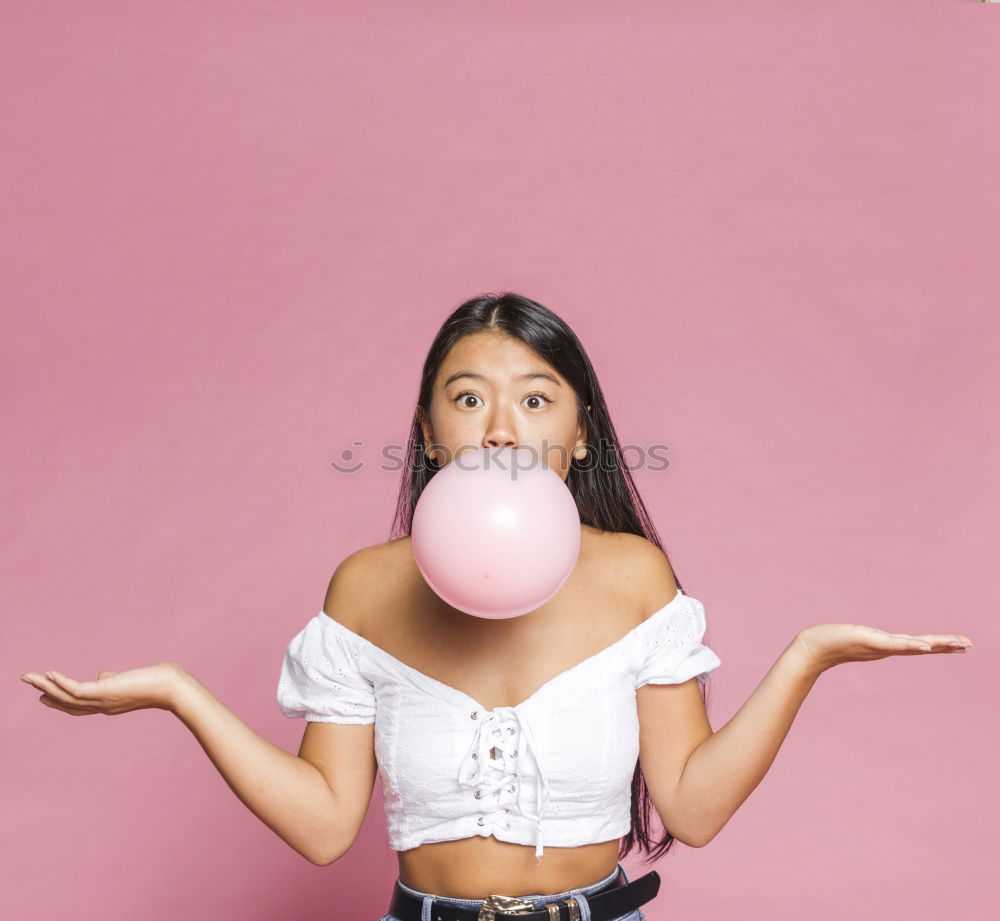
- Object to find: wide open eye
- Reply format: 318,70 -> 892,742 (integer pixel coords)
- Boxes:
453,391 -> 482,409
522,391 -> 552,410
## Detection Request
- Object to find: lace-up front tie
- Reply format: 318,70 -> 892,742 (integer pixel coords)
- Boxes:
457,706 -> 552,859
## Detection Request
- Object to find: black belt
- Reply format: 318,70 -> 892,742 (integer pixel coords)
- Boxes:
387,867 -> 660,921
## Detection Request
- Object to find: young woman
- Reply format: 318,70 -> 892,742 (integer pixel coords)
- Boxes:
21,292 -> 973,921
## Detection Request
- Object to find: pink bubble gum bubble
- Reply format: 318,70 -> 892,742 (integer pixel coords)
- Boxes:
412,446 -> 582,620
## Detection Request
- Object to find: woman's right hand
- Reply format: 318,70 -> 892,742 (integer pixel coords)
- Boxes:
19,663 -> 187,716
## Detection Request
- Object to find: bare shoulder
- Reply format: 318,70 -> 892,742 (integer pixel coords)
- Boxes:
322,538 -> 409,638
600,531 -> 680,622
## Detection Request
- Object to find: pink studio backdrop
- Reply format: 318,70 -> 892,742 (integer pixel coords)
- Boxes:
3,2 -> 997,920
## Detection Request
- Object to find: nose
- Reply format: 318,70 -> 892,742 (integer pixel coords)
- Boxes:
482,410 -> 518,450
483,429 -> 518,449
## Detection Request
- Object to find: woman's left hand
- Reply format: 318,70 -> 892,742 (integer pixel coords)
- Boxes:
794,623 -> 973,674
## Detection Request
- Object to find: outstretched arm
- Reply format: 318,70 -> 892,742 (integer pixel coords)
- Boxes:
20,664 -> 344,865
670,625 -> 973,847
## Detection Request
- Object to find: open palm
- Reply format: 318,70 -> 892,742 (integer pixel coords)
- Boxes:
19,663 -> 183,715
796,623 -> 973,673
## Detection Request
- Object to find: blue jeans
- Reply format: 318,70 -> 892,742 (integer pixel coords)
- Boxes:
377,861 -> 646,921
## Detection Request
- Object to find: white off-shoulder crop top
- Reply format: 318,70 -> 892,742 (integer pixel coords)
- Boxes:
276,589 -> 721,860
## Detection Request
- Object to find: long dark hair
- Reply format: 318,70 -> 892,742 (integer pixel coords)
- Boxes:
389,291 -> 714,863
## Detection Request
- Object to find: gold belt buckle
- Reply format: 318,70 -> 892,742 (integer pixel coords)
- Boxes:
476,893 -> 582,920
476,894 -> 535,919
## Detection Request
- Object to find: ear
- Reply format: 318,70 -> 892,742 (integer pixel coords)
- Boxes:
576,404 -> 591,448
417,404 -> 432,454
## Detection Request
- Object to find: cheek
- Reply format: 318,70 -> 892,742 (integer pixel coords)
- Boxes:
542,445 -> 573,476
428,420 -> 482,458
435,418 -> 477,444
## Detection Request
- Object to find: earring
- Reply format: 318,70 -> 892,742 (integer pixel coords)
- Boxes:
572,446 -> 588,461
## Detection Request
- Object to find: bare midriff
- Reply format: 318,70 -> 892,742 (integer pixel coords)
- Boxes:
396,836 -> 622,899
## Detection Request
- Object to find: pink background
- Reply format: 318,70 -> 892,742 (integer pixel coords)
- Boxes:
3,2 -> 997,919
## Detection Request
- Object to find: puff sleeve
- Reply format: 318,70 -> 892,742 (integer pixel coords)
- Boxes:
276,613 -> 376,724
635,593 -> 721,689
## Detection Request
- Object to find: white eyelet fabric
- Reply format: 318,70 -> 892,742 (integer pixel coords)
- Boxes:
277,589 -> 720,860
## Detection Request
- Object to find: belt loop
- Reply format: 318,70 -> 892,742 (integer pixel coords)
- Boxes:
570,893 -> 592,921
617,861 -> 631,884
420,894 -> 433,921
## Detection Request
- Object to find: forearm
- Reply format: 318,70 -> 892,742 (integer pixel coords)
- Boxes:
170,670 -> 340,865
674,636 -> 822,846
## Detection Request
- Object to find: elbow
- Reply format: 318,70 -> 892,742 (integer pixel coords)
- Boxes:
311,834 -> 352,867
668,821 -> 717,849
683,824 -> 722,848
659,812 -> 715,849
311,844 -> 345,867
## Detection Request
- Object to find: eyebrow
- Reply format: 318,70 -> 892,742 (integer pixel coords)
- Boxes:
442,371 -> 563,389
